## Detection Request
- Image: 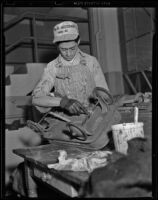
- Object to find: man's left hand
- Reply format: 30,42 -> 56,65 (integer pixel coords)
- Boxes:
91,87 -> 113,105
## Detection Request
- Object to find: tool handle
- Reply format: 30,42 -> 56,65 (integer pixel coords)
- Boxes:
134,106 -> 139,123
49,111 -> 71,123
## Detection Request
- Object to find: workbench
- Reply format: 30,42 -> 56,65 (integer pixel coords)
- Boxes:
13,108 -> 152,198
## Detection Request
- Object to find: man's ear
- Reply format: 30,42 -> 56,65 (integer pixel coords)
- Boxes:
78,38 -> 80,45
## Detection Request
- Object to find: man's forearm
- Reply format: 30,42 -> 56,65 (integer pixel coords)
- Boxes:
32,96 -> 61,108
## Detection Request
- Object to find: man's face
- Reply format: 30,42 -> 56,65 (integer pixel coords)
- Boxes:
58,41 -> 78,61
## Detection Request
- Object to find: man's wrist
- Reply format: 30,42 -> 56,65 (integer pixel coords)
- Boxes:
60,96 -> 69,108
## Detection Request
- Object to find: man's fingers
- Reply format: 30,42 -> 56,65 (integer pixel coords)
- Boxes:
70,102 -> 88,114
92,88 -> 114,105
69,104 -> 78,114
75,102 -> 88,114
97,93 -> 113,105
70,102 -> 82,114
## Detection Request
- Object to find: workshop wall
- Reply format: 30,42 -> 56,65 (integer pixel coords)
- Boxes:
89,8 -> 154,95
4,7 -> 89,63
122,8 -> 154,72
89,8 -> 125,95
119,8 -> 154,94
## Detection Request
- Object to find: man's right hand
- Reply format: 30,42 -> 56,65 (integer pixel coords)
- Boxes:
60,96 -> 88,115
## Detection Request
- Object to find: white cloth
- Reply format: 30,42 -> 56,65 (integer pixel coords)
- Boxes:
47,150 -> 112,173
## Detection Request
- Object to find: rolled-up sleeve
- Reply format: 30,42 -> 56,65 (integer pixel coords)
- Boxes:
32,62 -> 56,99
92,57 -> 109,90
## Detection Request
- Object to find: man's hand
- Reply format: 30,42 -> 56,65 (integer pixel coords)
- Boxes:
91,87 -> 113,105
60,96 -> 88,115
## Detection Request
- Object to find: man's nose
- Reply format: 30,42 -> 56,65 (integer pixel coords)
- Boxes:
66,50 -> 71,56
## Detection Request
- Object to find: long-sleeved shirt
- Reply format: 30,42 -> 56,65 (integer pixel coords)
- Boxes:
32,49 -> 109,112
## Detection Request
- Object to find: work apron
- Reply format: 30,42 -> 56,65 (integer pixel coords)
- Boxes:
40,55 -> 97,141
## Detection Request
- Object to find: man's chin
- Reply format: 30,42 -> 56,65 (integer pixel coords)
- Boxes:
65,57 -> 73,61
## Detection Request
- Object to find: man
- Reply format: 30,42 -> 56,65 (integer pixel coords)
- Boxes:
32,21 -> 109,115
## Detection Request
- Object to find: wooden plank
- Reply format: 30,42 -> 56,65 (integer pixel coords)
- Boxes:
6,63 -> 46,96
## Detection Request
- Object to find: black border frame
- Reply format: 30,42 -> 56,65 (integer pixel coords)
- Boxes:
1,1 -> 158,199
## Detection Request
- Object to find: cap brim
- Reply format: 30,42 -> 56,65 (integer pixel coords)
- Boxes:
53,34 -> 78,44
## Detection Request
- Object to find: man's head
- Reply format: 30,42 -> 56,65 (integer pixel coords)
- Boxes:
53,21 -> 80,61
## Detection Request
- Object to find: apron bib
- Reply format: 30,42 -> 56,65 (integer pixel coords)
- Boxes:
54,55 -> 96,107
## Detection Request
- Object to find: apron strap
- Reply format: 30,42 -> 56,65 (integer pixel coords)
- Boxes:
79,53 -> 87,66
55,56 -> 63,68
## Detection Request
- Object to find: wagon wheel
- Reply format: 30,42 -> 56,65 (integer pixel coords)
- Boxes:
67,122 -> 90,141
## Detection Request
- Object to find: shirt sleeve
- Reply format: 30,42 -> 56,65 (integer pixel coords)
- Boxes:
32,62 -> 57,98
92,57 -> 109,90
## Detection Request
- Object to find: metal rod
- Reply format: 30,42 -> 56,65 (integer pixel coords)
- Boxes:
141,71 -> 152,90
126,31 -> 155,43
6,40 -> 90,48
32,17 -> 38,62
4,12 -> 28,31
5,36 -> 35,54
4,11 -> 88,31
49,112 -> 71,123
87,8 -> 93,55
5,39 -> 90,55
124,73 -> 137,94
134,106 -> 139,123
136,73 -> 141,92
